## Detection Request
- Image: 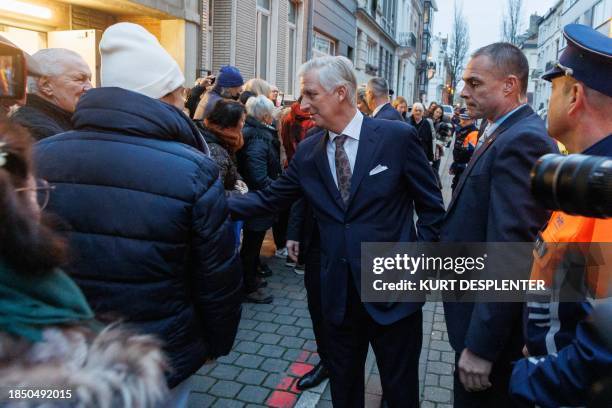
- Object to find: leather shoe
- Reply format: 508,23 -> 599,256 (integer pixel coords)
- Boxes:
296,362 -> 328,390
257,263 -> 273,277
244,288 -> 273,304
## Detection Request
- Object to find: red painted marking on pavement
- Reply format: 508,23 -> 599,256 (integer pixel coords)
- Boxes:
276,376 -> 294,391
267,390 -> 298,408
296,350 -> 310,363
289,362 -> 314,377
268,351 -> 316,406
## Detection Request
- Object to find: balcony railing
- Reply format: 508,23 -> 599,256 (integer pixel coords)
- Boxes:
398,32 -> 417,49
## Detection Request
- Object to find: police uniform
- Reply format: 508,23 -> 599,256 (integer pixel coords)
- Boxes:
450,112 -> 479,191
509,24 -> 612,407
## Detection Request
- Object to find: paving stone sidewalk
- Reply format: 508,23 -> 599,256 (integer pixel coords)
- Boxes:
186,147 -> 457,407
187,240 -> 330,408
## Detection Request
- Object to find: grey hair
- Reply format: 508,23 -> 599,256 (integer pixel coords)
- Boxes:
244,78 -> 272,97
246,95 -> 274,122
27,48 -> 84,93
412,102 -> 425,111
297,56 -> 357,106
366,77 -> 389,98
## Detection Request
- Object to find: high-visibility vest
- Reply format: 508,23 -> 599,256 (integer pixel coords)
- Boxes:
462,130 -> 479,148
530,212 -> 612,299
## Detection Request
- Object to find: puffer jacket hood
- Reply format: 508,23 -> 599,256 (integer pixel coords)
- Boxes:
73,87 -> 208,153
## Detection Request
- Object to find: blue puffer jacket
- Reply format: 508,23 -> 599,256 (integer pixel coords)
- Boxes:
34,87 -> 243,387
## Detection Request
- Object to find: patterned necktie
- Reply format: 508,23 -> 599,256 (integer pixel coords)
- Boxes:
334,134 -> 352,204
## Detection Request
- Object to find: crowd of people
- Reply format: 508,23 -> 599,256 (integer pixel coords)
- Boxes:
0,19 -> 610,408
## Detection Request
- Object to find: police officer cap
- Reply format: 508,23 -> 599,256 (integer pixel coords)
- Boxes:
542,24 -> 612,97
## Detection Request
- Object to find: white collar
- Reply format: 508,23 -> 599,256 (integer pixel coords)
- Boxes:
372,102 -> 389,117
329,110 -> 363,142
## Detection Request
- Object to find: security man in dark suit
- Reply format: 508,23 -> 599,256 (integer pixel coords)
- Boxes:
366,77 -> 406,121
229,56 -> 445,407
441,43 -> 558,407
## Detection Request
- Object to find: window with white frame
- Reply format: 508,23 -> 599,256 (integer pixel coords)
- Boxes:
256,0 -> 271,80
366,39 -> 376,65
313,31 -> 336,58
592,1 -> 604,29
287,1 -> 297,94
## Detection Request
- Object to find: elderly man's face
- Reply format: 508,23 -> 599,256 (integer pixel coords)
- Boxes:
412,105 -> 424,121
460,55 -> 506,121
300,70 -> 344,130
44,56 -> 92,113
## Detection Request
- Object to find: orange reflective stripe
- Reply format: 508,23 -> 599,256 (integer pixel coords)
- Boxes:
462,131 -> 479,148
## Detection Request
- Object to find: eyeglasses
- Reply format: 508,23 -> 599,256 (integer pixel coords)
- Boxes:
14,178 -> 56,210
555,61 -> 574,77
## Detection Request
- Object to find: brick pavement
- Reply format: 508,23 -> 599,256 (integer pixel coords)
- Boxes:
187,240 -> 330,408
187,146 -> 457,407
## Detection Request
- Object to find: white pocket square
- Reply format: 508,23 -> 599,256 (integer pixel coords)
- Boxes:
369,164 -> 388,176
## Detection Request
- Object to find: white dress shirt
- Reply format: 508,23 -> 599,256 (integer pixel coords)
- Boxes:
327,110 -> 364,187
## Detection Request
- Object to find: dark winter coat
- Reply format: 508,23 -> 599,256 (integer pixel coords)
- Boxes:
34,87 -> 242,387
237,115 -> 282,231
11,94 -> 73,140
409,116 -> 435,162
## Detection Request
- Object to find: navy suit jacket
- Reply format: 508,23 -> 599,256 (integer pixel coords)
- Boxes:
229,116 -> 445,325
441,105 -> 558,363
373,103 -> 405,121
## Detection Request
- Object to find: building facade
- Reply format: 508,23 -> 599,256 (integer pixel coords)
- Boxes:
415,0 -> 436,103
518,14 -> 541,106
1,0 -> 201,85
532,0 -> 611,113
354,0 -> 398,88
532,0 -> 563,114
201,0 -> 308,99
425,33 -> 449,105
559,0 -> 611,36
394,0 -> 419,101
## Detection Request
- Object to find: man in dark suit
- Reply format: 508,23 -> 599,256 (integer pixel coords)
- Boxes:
228,56 -> 445,407
366,77 -> 405,121
441,43 -> 558,407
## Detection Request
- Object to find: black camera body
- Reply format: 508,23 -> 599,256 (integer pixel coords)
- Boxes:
531,153 -> 612,218
0,42 -> 26,103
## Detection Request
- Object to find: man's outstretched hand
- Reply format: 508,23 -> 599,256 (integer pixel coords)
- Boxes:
286,240 -> 300,262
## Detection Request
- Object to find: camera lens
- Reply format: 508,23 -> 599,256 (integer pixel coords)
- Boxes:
531,154 -> 612,218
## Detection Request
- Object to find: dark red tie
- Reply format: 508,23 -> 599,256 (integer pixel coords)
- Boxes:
334,134 -> 352,204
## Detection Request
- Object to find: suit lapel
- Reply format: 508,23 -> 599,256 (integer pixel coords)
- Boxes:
314,131 -> 346,210
447,105 -> 534,211
347,117 -> 381,207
